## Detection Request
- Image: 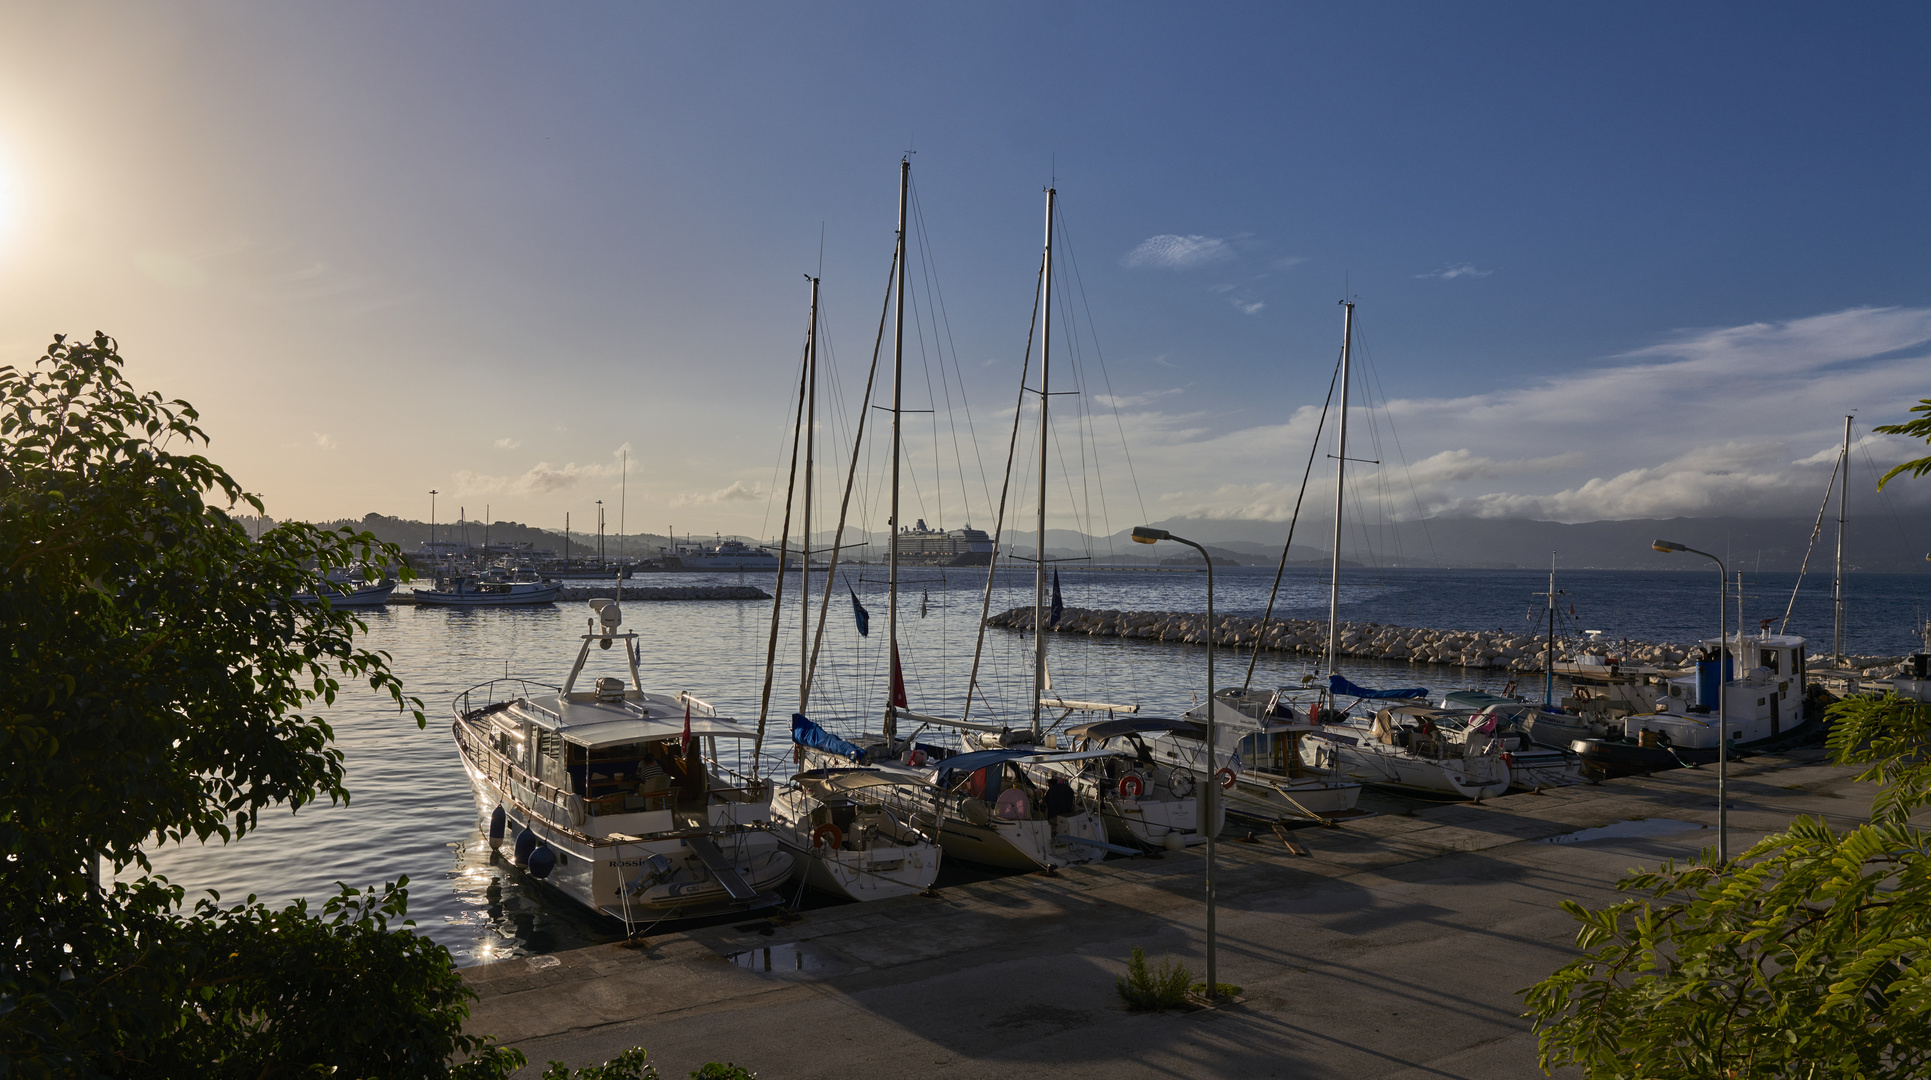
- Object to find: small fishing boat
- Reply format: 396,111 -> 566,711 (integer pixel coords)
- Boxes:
449,600 -> 790,930
293,568 -> 397,608
1572,632 -> 1810,777
769,765 -> 943,901
1151,689 -> 1367,824
1307,700 -> 1514,800
415,566 -> 561,606
1058,718 -> 1227,847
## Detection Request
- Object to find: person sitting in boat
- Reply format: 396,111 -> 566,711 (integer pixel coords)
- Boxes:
1043,776 -> 1076,820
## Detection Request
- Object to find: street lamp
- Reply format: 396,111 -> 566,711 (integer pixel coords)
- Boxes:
1653,539 -> 1729,862
428,490 -> 438,550
1132,525 -> 1222,1003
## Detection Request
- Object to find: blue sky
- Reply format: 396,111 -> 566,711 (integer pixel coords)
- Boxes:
1,3 -> 1926,539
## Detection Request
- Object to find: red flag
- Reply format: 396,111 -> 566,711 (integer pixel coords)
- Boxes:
889,643 -> 909,709
681,697 -> 692,754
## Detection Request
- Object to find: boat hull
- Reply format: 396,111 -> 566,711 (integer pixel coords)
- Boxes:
1306,729 -> 1512,800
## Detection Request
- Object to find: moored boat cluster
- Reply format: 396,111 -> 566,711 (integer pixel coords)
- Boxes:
989,605 -> 1693,672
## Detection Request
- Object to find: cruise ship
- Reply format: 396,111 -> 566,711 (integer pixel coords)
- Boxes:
892,520 -> 994,567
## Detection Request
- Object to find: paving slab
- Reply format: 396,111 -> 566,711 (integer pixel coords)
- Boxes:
465,745 -> 1876,1078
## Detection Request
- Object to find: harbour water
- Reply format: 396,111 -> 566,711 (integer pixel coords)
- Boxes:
133,565 -> 1927,965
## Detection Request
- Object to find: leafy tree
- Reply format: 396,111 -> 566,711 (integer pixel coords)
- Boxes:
1875,397 -> 1931,488
1522,691 -> 1931,1077
0,333 -> 522,1077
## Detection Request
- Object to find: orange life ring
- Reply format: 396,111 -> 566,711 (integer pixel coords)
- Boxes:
1216,767 -> 1238,790
810,823 -> 843,851
1117,774 -> 1146,799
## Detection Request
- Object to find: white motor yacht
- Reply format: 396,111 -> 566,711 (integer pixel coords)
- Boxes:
416,566 -> 561,606
449,600 -> 790,931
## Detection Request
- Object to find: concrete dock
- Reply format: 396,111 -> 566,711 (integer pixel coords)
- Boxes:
463,747 -> 1872,1078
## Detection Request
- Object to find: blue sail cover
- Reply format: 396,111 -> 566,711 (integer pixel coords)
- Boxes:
791,713 -> 867,763
1329,674 -> 1429,700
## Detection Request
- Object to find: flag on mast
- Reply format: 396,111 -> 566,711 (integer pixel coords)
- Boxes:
849,585 -> 870,637
1049,569 -> 1065,629
889,642 -> 909,709
681,697 -> 692,754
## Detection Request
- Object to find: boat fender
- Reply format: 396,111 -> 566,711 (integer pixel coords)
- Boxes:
811,823 -> 844,851
488,804 -> 507,841
527,845 -> 557,879
1117,774 -> 1146,799
1502,752 -> 1515,770
513,826 -> 538,865
1216,767 -> 1238,790
1169,771 -> 1195,798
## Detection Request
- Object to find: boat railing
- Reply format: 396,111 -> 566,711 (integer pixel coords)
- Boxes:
453,678 -> 563,723
452,719 -> 587,829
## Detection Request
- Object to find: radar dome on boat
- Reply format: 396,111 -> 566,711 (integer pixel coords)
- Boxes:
588,598 -> 622,628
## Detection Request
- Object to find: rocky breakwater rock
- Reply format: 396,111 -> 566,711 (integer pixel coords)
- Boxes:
558,585 -> 771,602
985,606 -> 1695,672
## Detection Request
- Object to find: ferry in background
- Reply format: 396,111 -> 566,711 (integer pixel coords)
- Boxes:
671,538 -> 782,572
892,520 -> 994,567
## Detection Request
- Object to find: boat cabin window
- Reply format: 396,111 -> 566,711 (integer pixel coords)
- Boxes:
536,730 -> 566,789
1759,649 -> 1781,675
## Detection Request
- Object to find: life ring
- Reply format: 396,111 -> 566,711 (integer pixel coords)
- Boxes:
1216,767 -> 1238,790
810,823 -> 843,851
1574,687 -> 1593,702
1117,774 -> 1146,799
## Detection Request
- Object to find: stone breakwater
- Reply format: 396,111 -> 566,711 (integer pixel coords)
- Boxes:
987,606 -> 1689,672
557,585 -> 770,601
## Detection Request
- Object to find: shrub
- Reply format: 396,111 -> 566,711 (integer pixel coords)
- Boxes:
1116,946 -> 1195,1010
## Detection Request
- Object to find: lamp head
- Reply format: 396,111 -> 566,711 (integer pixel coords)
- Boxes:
1131,526 -> 1169,545
1653,540 -> 1687,553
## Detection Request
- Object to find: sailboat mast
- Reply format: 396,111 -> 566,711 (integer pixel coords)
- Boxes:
801,275 -> 819,710
1834,414 -> 1850,663
1031,184 -> 1056,736
885,157 -> 909,744
1325,301 -> 1354,674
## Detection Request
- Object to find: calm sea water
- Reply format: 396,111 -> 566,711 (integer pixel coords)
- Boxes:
132,565 -> 1928,965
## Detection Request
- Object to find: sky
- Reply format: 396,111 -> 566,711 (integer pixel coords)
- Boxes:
2,2 -> 1927,544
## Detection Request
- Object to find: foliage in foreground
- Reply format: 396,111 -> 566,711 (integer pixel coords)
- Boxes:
537,1049 -> 757,1079
0,334 -> 532,1077
1117,946 -> 1196,1010
1521,692 -> 1931,1078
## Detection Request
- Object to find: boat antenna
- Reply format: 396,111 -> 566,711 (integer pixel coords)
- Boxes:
754,280 -> 814,772
1243,354 -> 1341,692
1031,182 -> 1057,737
962,254 -> 1043,721
886,156 -> 910,748
1324,301 -> 1354,676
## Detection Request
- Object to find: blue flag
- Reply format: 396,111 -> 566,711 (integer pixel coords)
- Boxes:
1049,569 -> 1064,628
849,585 -> 870,637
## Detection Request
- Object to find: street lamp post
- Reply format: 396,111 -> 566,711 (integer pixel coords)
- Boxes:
428,490 -> 438,552
1131,525 -> 1221,1003
1653,539 -> 1729,862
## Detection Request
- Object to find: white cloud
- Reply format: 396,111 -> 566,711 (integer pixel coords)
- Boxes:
670,480 -> 765,508
312,432 -> 337,451
1231,298 -> 1265,315
493,437 -> 523,450
1416,263 -> 1494,280
1121,234 -> 1236,270
453,458 -> 622,496
1108,306 -> 1931,524
1094,388 -> 1183,409
1272,255 -> 1308,269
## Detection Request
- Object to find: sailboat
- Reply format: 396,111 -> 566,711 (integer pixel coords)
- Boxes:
763,273 -> 945,900
1294,303 -> 1512,800
787,161 -> 1114,871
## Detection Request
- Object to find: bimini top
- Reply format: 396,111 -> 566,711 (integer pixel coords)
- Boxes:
793,767 -> 938,794
933,747 -> 1124,786
496,690 -> 760,750
1064,717 -> 1206,742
